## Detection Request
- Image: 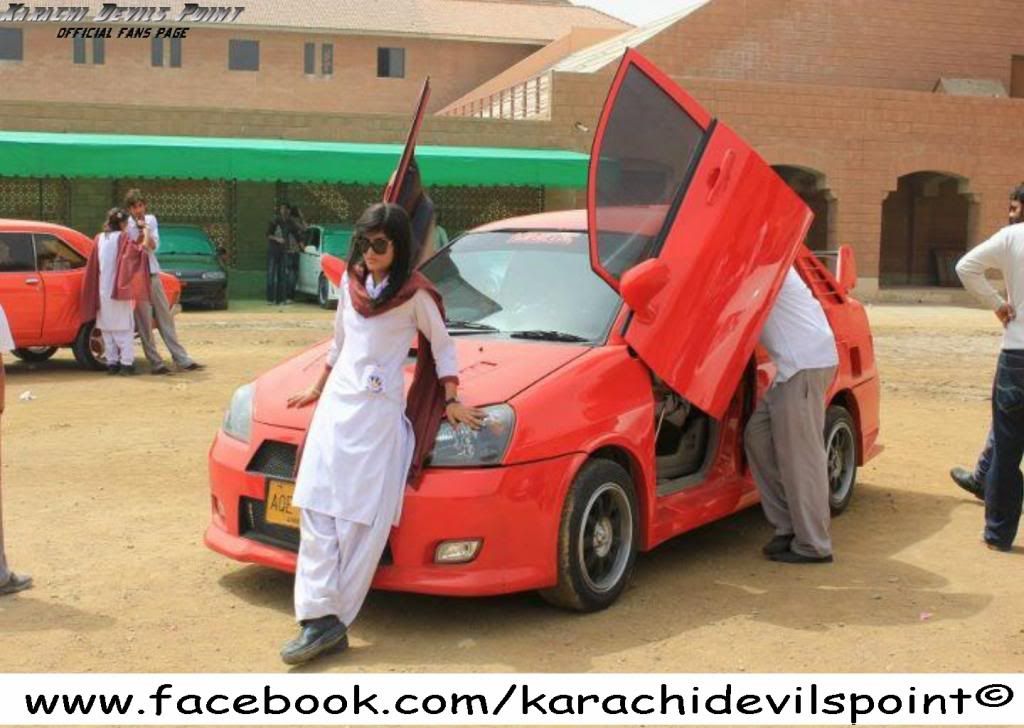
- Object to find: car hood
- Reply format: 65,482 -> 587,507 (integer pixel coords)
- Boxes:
251,338 -> 590,430
157,253 -> 222,273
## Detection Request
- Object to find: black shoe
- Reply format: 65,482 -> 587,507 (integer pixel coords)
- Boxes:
119,364 -> 137,376
280,616 -> 348,666
985,539 -> 1012,553
182,362 -> 205,372
106,364 -> 121,376
762,534 -> 795,556
151,364 -> 171,376
0,572 -> 33,596
769,549 -> 834,564
950,467 -> 984,500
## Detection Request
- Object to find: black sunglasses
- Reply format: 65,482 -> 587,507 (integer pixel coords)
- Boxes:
356,235 -> 392,255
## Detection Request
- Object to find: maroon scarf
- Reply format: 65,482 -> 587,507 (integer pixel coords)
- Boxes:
79,233 -> 151,322
347,263 -> 456,487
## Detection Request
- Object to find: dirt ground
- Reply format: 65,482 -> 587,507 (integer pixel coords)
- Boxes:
1,302 -> 1022,674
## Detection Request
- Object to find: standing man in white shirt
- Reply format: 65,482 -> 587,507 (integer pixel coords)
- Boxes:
0,303 -> 32,596
125,189 -> 204,375
950,186 -> 1024,502
955,184 -> 1024,553
745,267 -> 840,564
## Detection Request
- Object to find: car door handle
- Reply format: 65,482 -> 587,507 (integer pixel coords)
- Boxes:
24,277 -> 40,285
706,149 -> 736,205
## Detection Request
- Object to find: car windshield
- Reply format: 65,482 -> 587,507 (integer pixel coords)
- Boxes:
159,227 -> 215,256
419,230 -> 622,342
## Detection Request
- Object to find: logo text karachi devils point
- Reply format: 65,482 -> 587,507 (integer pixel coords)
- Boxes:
0,3 -> 244,23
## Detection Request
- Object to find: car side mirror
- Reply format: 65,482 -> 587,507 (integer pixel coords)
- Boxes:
836,244 -> 857,291
304,245 -> 318,254
620,258 -> 670,324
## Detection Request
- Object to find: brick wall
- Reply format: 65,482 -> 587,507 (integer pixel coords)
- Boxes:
0,25 -> 539,114
638,0 -> 1024,94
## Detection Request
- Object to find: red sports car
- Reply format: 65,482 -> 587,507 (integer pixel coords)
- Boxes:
0,219 -> 181,369
205,51 -> 881,611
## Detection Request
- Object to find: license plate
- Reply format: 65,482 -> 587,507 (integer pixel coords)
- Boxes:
265,479 -> 299,529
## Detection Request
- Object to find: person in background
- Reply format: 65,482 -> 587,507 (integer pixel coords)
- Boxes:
745,267 -> 840,564
125,189 -> 203,374
0,302 -> 32,596
266,202 -> 290,306
285,205 -> 308,303
949,185 -> 1024,500
96,209 -> 138,375
954,184 -> 1024,552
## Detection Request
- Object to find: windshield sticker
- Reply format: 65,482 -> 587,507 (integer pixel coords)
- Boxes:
506,232 -> 580,246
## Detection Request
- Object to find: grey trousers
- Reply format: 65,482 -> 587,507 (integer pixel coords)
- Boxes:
744,366 -> 836,558
134,274 -> 194,368
0,396 -> 8,583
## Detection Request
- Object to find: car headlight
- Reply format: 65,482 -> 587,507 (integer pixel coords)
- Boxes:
201,271 -> 227,280
429,404 -> 515,467
223,383 -> 254,443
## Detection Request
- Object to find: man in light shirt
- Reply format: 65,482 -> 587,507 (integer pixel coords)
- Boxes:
950,187 -> 1024,502
745,267 -> 839,564
954,184 -> 1024,553
125,189 -> 203,375
0,303 -> 32,596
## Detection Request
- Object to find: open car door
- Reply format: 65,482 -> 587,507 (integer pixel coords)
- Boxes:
588,50 -> 812,419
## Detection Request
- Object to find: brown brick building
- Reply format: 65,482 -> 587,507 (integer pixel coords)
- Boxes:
3,0 -> 1024,298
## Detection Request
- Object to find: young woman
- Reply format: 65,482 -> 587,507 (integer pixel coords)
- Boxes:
96,209 -> 139,375
281,203 -> 484,665
0,302 -> 32,596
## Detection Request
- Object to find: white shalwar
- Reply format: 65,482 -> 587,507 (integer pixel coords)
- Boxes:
292,273 -> 458,625
96,231 -> 136,367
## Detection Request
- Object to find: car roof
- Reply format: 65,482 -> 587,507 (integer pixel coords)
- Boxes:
472,209 -> 587,233
0,218 -> 95,253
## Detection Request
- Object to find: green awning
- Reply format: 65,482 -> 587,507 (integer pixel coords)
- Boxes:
0,131 -> 588,187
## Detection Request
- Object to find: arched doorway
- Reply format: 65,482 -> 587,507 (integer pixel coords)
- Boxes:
772,165 -> 836,251
880,172 -> 978,287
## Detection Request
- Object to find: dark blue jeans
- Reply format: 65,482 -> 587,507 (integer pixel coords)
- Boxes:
266,243 -> 287,304
974,429 -> 993,483
984,349 -> 1024,548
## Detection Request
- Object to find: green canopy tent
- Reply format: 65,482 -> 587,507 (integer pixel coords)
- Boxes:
0,131 -> 589,187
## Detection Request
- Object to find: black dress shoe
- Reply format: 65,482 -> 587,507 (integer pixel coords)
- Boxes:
182,362 -> 205,371
769,549 -> 834,564
280,616 -> 348,665
762,534 -> 795,556
950,467 -> 984,500
985,539 -> 1012,553
151,364 -> 171,376
0,572 -> 33,596
106,364 -> 121,376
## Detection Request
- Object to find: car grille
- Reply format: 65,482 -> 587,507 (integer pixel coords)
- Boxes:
247,441 -> 298,479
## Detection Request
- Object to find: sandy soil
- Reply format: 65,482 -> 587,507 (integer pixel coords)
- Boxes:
1,302 -> 1022,674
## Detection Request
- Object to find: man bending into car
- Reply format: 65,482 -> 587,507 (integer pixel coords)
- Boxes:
745,267 -> 839,564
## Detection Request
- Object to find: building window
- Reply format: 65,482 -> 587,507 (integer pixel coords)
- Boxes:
1012,55 -> 1024,99
153,36 -> 182,67
228,39 -> 258,71
377,47 -> 405,78
303,42 -> 314,74
73,36 -> 103,65
0,28 -> 22,61
322,43 -> 333,75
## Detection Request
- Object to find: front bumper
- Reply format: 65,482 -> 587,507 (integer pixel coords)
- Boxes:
204,426 -> 584,596
179,279 -> 227,306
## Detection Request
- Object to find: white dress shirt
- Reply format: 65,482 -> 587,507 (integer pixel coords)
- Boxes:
126,214 -> 161,274
759,268 -> 839,383
0,303 -> 14,353
956,222 -> 1024,351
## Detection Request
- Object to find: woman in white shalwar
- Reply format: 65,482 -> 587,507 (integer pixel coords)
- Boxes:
96,209 -> 138,375
281,203 -> 484,665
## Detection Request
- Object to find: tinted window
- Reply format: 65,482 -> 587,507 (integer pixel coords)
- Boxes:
92,37 -> 104,64
303,42 -> 314,74
321,43 -> 333,75
420,231 -> 620,342
151,36 -> 163,66
169,37 -> 182,67
73,36 -> 86,64
34,235 -> 86,271
0,233 -> 36,272
0,28 -> 22,61
592,65 -> 707,282
377,47 -> 405,78
228,39 -> 258,71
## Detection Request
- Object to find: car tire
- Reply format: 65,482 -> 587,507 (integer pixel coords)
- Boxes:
539,459 -> 638,613
318,274 -> 337,310
71,322 -> 105,371
12,346 -> 58,362
825,405 -> 858,515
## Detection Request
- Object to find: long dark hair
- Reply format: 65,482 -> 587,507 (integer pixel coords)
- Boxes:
347,202 -> 414,308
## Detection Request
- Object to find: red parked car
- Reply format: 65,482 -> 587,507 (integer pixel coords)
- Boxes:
205,51 -> 881,611
0,219 -> 182,369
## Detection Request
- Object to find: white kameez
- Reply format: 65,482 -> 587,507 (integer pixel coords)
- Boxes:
95,232 -> 136,366
292,273 -> 458,624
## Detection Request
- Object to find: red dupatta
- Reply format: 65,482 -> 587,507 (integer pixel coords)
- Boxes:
79,232 -> 151,322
